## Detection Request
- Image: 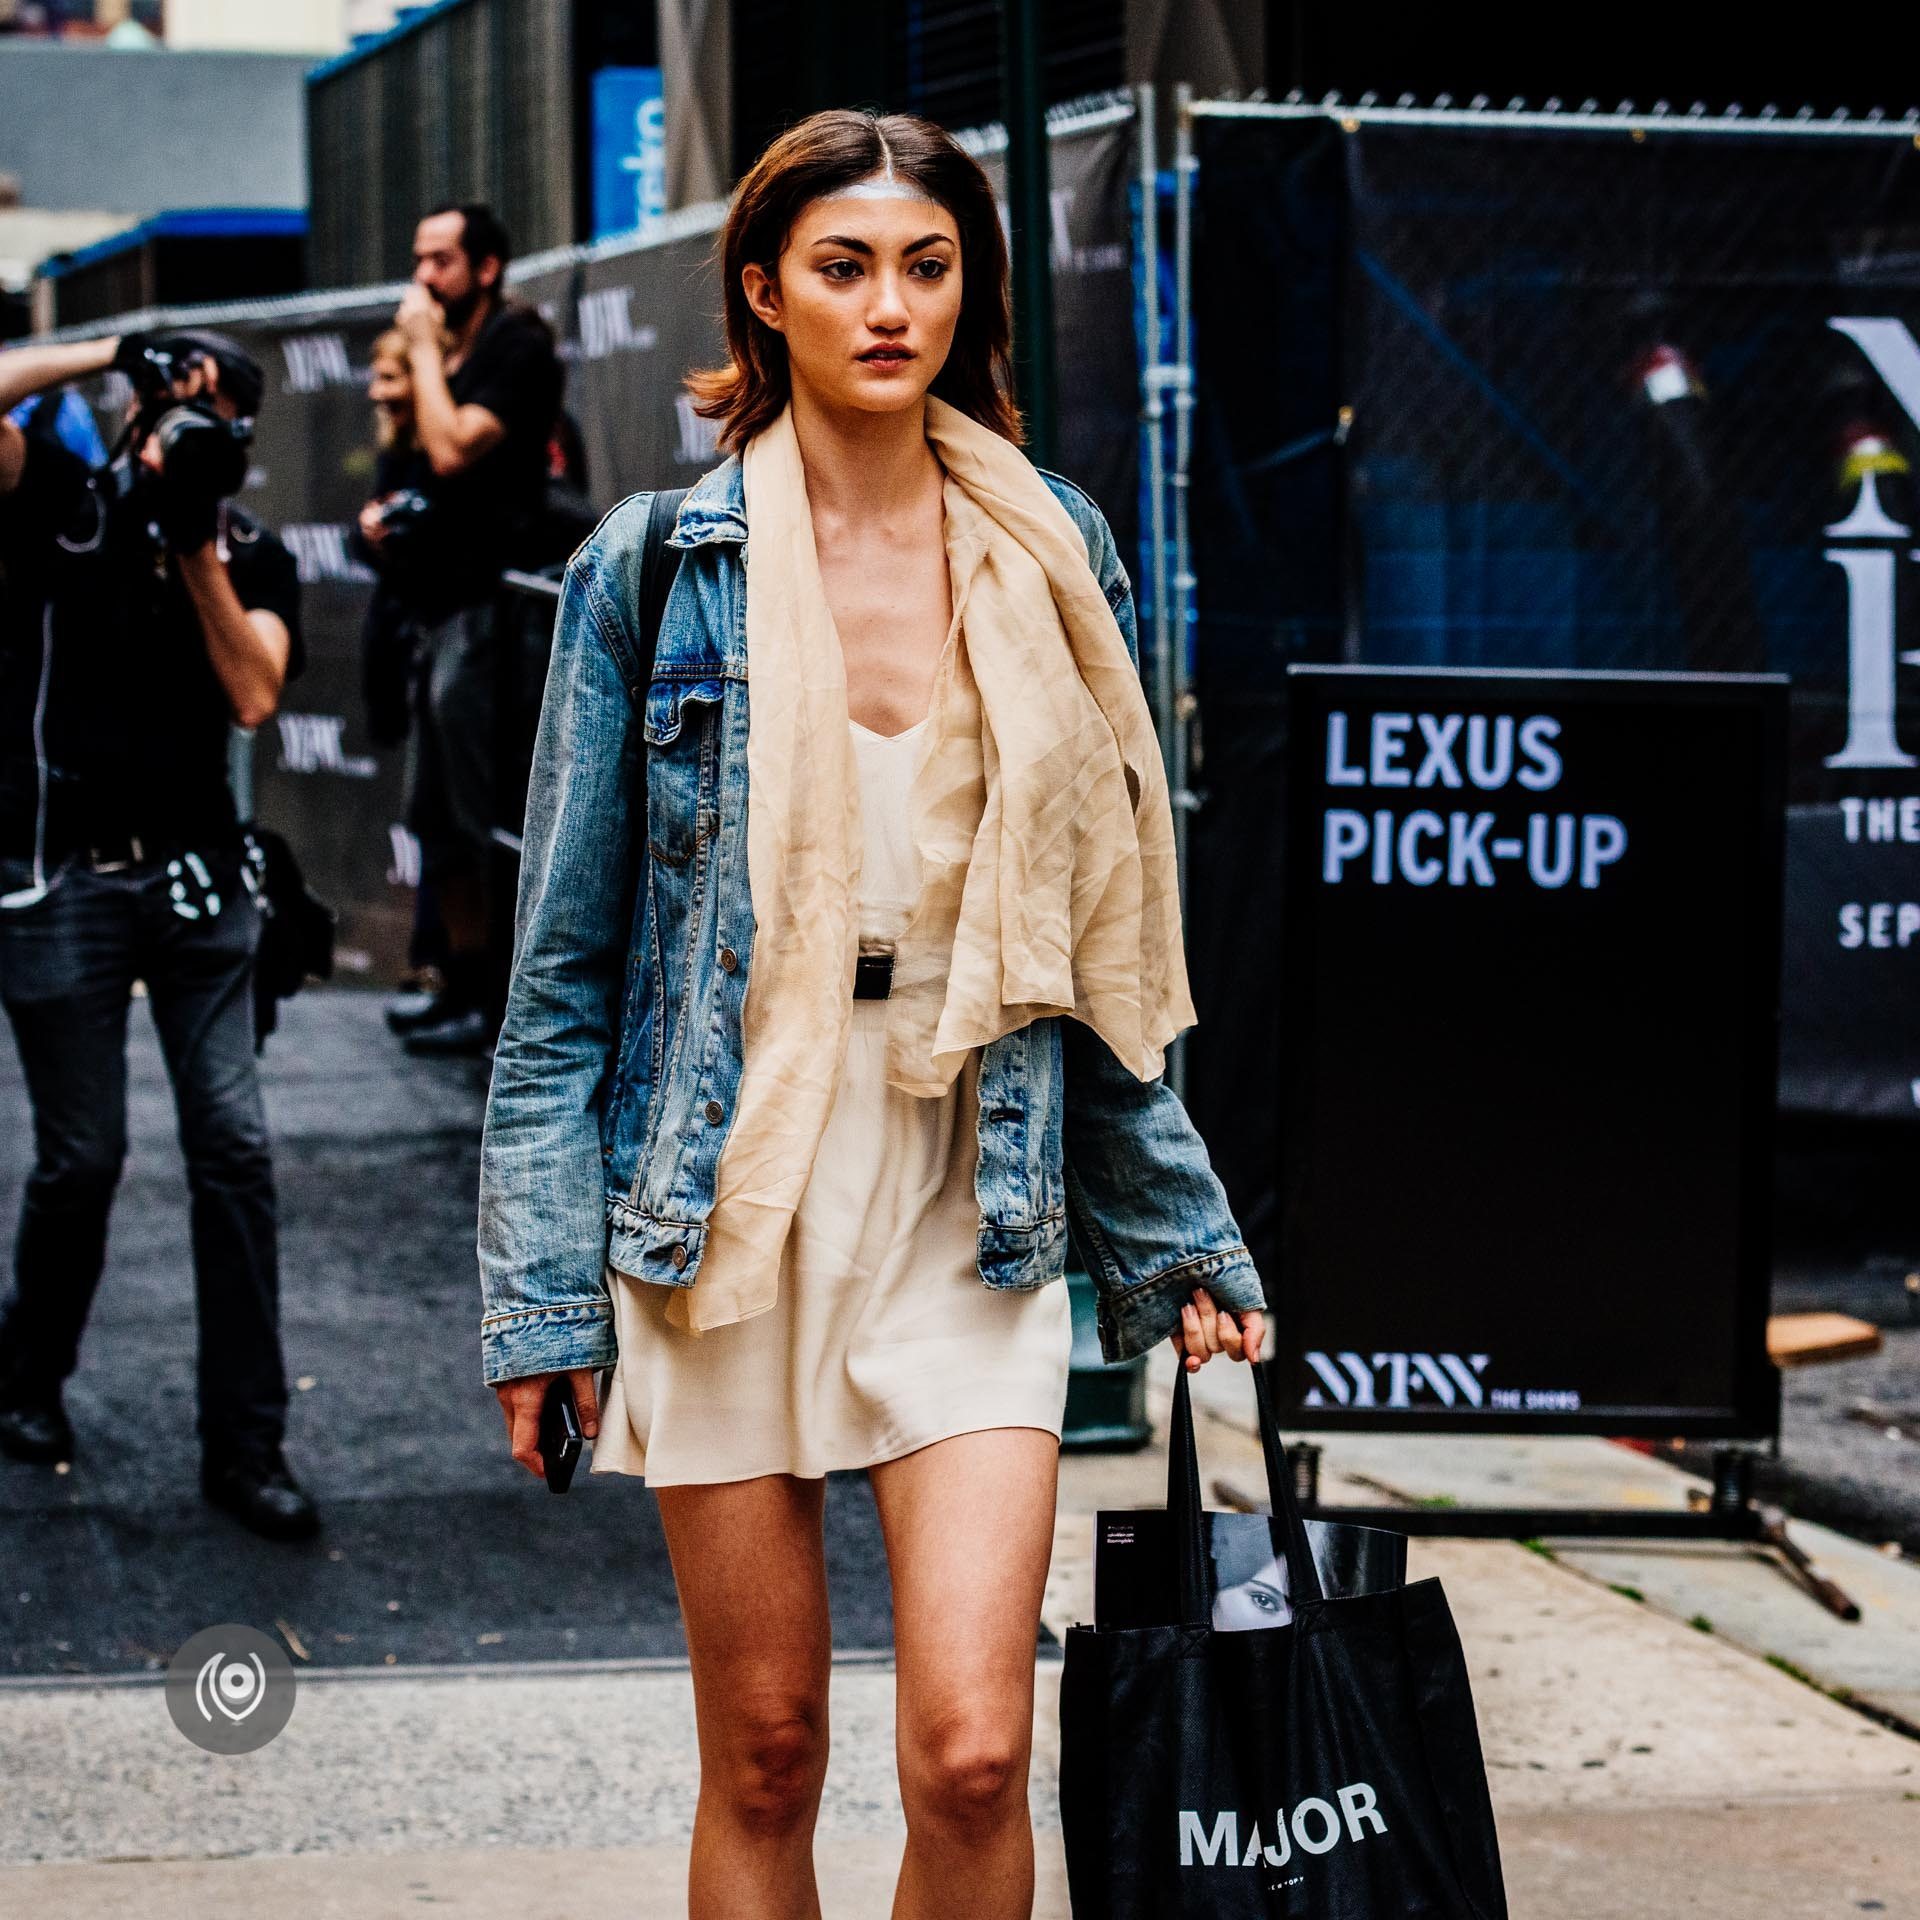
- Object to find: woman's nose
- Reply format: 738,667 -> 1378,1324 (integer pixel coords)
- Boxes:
866,271 -> 911,328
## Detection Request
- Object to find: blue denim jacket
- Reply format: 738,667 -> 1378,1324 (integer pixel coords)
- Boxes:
477,453 -> 1265,1386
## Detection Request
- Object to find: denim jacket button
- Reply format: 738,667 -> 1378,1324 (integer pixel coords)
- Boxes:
703,1098 -> 724,1124
718,946 -> 738,973
670,1243 -> 688,1271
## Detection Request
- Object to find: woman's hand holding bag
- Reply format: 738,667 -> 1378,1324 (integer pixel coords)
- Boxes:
1169,1283 -> 1265,1372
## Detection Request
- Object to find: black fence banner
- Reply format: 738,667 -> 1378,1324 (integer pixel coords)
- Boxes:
226,219 -> 731,986
971,100 -> 1142,560
42,103 -> 1136,986
233,295 -> 419,982
1185,112 -> 1920,1281
1276,666 -> 1786,1437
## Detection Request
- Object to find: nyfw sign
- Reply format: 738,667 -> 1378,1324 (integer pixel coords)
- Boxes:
1825,317 -> 1920,770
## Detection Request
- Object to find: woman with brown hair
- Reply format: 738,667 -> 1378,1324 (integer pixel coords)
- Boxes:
355,323 -> 445,709
479,109 -> 1267,1917
352,327 -> 447,1002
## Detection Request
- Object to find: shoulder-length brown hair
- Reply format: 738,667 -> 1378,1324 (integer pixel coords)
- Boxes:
688,109 -> 1021,452
368,328 -> 412,451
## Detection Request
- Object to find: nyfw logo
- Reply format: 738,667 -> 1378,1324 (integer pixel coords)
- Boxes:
674,393 -> 721,465
387,823 -> 422,888
280,333 -> 356,394
275,712 -> 377,779
1824,317 -> 1920,769
1045,184 -> 1126,276
1179,1783 -> 1388,1869
575,287 -> 660,360
281,524 -> 375,586
1303,1351 -> 1491,1410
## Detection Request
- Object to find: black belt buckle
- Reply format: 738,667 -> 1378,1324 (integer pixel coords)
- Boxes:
853,951 -> 894,1000
86,834 -> 146,873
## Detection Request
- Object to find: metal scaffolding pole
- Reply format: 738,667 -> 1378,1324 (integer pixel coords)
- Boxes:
1164,81 -> 1199,1099
1137,83 -> 1172,776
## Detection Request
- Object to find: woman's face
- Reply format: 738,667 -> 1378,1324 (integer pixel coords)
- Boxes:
1212,1556 -> 1291,1632
368,353 -> 413,423
744,181 -> 963,421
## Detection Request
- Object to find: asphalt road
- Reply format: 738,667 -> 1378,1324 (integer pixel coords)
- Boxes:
1747,1258 -> 1920,1559
3,987 -> 1916,1676
0,991 -> 898,1678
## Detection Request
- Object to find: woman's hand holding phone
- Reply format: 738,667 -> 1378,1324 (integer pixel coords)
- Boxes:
496,1367 -> 601,1480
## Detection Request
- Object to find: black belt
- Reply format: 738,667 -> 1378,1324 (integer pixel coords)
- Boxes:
79,831 -> 162,872
853,951 -> 894,1000
58,831 -> 218,874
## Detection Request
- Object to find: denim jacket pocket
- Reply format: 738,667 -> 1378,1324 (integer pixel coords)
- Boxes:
643,677 -> 723,867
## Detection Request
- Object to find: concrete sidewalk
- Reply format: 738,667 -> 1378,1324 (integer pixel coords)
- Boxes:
0,1624 -> 1913,1917
2,1368 -> 1916,1916
1206,1387 -> 1920,1735
3,1799 -> 1914,1919
0,991 -> 901,1677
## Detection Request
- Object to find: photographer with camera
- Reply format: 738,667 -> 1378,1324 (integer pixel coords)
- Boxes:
0,328 -> 321,1541
359,202 -> 562,1058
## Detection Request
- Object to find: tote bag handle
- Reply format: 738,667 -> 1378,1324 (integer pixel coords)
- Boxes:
1168,1360 -> 1326,1627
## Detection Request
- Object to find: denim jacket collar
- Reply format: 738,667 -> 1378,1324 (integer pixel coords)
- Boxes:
667,454 -> 746,550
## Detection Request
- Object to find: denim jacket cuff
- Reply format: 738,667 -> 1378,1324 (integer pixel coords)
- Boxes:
480,1298 -> 618,1387
1093,1250 -> 1267,1366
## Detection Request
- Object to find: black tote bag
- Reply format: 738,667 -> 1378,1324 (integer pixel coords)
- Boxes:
1059,1362 -> 1508,1919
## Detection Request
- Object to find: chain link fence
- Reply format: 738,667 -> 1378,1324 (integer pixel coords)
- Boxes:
1182,105 -> 1920,1216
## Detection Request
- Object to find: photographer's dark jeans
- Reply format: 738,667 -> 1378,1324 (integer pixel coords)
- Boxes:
0,851 -> 288,1462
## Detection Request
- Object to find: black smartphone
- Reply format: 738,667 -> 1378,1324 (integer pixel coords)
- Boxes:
536,1375 -> 584,1493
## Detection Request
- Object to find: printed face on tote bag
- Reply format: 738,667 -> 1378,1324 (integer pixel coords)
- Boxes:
1093,1508 -> 1408,1633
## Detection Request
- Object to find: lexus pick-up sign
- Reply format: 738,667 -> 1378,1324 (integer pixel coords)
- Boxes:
1273,666 -> 1787,1438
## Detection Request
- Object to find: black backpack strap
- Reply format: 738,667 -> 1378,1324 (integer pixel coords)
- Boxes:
631,487 -> 690,700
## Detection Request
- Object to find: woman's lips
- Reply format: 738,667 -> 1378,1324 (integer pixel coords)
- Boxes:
857,349 -> 914,372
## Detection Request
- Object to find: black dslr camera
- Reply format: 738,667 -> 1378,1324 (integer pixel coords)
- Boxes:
118,329 -> 259,505
372,487 -> 434,546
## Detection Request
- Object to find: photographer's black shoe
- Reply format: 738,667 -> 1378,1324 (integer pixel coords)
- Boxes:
402,1005 -> 493,1057
385,986 -> 465,1036
0,1395 -> 73,1466
201,1444 -> 321,1541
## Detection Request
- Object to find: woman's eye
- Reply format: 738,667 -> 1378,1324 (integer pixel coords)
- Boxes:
821,259 -> 860,281
911,258 -> 950,279
1250,1589 -> 1280,1612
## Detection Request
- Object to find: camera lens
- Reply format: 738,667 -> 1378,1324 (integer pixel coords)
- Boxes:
151,403 -> 249,502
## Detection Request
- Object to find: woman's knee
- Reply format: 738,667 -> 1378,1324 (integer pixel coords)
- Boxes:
902,1707 -> 1029,1831
711,1694 -> 830,1837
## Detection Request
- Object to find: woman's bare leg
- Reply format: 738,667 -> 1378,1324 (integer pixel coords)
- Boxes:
656,1473 -> 834,1920
869,1428 -> 1060,1920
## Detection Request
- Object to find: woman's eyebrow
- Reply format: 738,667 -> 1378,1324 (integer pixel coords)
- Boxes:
808,233 -> 955,255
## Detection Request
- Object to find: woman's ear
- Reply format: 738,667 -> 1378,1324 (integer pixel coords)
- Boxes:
741,261 -> 783,334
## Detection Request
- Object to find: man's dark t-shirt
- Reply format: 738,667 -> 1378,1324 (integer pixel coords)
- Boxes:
0,409 -> 304,858
386,300 -> 563,618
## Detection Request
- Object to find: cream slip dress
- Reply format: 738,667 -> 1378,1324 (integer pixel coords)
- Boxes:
591,710 -> 1075,1486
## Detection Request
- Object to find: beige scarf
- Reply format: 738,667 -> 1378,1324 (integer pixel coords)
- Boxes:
663,396 -> 1192,1333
